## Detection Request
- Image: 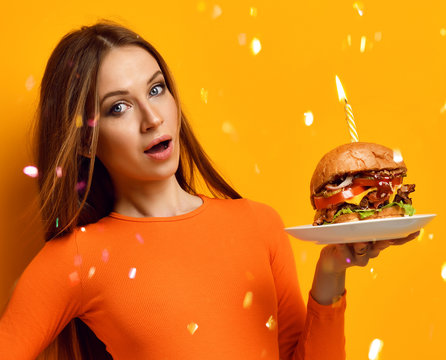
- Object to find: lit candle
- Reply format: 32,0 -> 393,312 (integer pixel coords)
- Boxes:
335,75 -> 359,142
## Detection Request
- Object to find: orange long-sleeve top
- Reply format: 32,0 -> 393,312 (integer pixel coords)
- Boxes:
0,195 -> 346,359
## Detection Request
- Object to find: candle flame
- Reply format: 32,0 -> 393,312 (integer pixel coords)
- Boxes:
335,75 -> 347,102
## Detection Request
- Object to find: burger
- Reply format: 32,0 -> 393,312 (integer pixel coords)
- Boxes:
310,142 -> 415,226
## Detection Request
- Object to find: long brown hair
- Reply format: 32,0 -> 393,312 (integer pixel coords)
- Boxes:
35,21 -> 241,359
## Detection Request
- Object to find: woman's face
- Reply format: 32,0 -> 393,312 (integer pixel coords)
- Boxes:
96,45 -> 179,185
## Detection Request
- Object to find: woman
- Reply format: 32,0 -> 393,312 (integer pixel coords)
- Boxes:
0,22 -> 419,360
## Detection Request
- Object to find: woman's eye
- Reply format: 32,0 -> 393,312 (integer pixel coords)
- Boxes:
109,103 -> 130,116
150,83 -> 165,97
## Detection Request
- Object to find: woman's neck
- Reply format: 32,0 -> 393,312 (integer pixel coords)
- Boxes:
111,176 -> 202,218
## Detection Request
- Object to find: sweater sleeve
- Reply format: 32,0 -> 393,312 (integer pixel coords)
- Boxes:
264,205 -> 346,360
0,233 -> 83,360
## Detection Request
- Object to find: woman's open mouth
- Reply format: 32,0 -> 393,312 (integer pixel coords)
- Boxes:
144,139 -> 173,160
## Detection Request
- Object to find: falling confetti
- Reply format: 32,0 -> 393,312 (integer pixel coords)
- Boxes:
370,267 -> 377,280
441,28 -> 446,36
87,117 -> 98,127
80,227 -> 86,232
368,338 -> 384,360
222,121 -> 235,134
360,36 -> 367,53
23,166 -> 39,178
441,262 -> 446,281
374,32 -> 382,42
76,181 -> 86,192
347,34 -> 352,47
353,2 -> 364,16
238,33 -> 247,46
129,267 -> 137,279
243,291 -> 253,309
74,255 -> 82,267
428,233 -> 434,240
440,102 -> 446,113
346,258 -> 351,264
69,271 -> 80,286
265,315 -> 277,330
200,88 -> 209,104
250,37 -> 262,55
76,115 -> 83,128
254,163 -> 260,174
56,218 -> 59,228
56,166 -> 63,178
417,227 -> 425,242
212,4 -> 222,18
25,75 -> 35,91
392,149 -> 403,163
102,249 -> 110,263
304,111 -> 314,126
187,322 -> 199,335
250,7 -> 258,17
136,233 -> 144,244
88,266 -> 96,279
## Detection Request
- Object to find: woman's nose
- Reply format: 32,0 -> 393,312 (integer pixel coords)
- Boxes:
140,102 -> 163,132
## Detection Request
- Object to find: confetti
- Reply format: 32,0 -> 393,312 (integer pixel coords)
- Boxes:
87,117 -> 98,127
23,166 -> 39,178
212,4 -> 222,19
441,262 -> 446,281
440,102 -> 446,113
187,322 -> 199,335
200,88 -> 209,104
25,75 -> 35,91
243,291 -> 253,309
136,233 -> 144,244
250,7 -> 258,17
222,121 -> 236,135
76,115 -> 83,128
250,37 -> 262,55
56,217 -> 59,228
346,257 -> 351,264
88,266 -> 96,279
370,267 -> 377,280
374,32 -> 382,42
69,271 -> 80,286
102,249 -> 110,263
428,233 -> 434,240
360,36 -> 366,53
74,255 -> 83,267
265,315 -> 277,330
417,227 -> 425,242
238,33 -> 247,46
353,2 -> 364,16
254,163 -> 260,174
56,166 -> 63,178
129,267 -> 137,279
368,338 -> 383,360
80,227 -> 86,232
392,149 -> 403,163
304,111 -> 314,126
76,181 -> 86,192
441,28 -> 446,37
347,34 -> 352,47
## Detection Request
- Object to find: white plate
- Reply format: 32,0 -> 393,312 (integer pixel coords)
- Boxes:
285,214 -> 436,244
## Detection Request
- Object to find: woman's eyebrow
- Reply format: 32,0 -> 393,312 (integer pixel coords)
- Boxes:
100,70 -> 163,106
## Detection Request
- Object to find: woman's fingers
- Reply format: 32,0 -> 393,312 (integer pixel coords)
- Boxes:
388,231 -> 420,246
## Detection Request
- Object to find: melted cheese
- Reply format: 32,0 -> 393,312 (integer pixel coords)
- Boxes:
389,184 -> 403,203
345,187 -> 377,205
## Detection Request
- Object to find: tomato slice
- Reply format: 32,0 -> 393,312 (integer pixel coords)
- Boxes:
353,176 -> 402,188
313,185 -> 367,210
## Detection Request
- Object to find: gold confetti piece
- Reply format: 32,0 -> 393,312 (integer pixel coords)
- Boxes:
200,87 -> 209,104
102,249 -> 110,262
428,233 -> 434,240
243,291 -> 253,309
76,115 -> 83,128
392,149 -> 403,163
25,75 -> 35,91
353,2 -> 364,16
197,1 -> 206,12
265,315 -> 277,330
129,267 -> 137,279
74,255 -> 82,267
88,266 -> 96,279
347,34 -> 352,47
250,37 -> 262,55
441,263 -> 446,281
23,165 -> 39,178
69,271 -> 80,286
238,33 -> 247,46
417,227 -> 425,242
212,4 -> 222,19
187,322 -> 199,335
360,36 -> 366,53
304,111 -> 314,126
136,233 -> 144,244
368,338 -> 383,360
250,7 -> 258,17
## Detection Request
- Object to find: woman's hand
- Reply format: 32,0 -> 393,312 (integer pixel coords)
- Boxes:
310,231 -> 420,305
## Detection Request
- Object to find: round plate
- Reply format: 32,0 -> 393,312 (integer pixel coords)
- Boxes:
285,214 -> 436,244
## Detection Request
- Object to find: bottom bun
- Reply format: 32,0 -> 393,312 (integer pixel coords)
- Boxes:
332,205 -> 405,224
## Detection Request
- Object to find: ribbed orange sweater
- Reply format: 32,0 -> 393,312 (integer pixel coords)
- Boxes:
0,195 -> 346,359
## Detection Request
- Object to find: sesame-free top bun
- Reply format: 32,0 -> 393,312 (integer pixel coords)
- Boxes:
310,142 -> 407,196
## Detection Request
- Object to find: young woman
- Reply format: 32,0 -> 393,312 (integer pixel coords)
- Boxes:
0,22 -> 419,360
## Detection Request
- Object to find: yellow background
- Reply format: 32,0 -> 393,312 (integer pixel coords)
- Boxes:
1,0 -> 444,358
